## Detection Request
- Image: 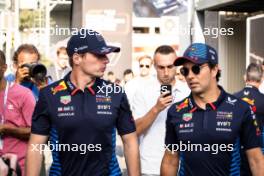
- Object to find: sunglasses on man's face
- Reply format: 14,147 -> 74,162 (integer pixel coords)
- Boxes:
140,64 -> 150,68
180,64 -> 208,77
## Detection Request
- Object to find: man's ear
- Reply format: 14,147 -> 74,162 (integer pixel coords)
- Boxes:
72,53 -> 82,66
212,64 -> 219,78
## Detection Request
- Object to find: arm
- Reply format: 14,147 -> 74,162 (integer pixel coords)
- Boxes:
160,150 -> 179,176
26,134 -> 48,176
0,125 -> 30,140
135,93 -> 172,136
246,148 -> 264,176
0,88 -> 36,140
121,132 -> 140,176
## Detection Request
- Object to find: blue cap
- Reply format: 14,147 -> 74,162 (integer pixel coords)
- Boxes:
174,43 -> 218,66
66,29 -> 120,57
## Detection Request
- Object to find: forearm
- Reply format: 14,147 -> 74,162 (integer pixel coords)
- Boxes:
26,146 -> 44,176
26,134 -> 48,176
135,106 -> 160,136
247,148 -> 264,176
3,126 -> 31,140
161,151 -> 179,176
123,134 -> 140,176
250,158 -> 264,176
161,162 -> 178,176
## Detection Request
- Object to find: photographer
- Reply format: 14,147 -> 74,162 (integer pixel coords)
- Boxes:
13,44 -> 48,100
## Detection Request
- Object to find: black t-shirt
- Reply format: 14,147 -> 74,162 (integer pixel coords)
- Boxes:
31,73 -> 136,176
234,85 -> 264,176
165,87 -> 262,176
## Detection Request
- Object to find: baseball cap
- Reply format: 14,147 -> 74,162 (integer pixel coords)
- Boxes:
66,29 -> 120,57
174,43 -> 218,66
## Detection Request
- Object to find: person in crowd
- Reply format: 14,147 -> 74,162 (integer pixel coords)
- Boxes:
234,62 -> 264,176
120,69 -> 134,86
125,55 -> 155,110
258,61 -> 264,94
0,50 -> 35,176
47,46 -> 71,82
131,45 -> 190,175
13,44 -> 47,100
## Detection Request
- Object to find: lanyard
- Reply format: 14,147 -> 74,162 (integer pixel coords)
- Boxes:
1,81 -> 9,124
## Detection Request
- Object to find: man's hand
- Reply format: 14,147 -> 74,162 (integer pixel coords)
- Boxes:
154,92 -> 173,113
0,157 -> 9,176
135,91 -> 173,136
2,153 -> 18,173
15,65 -> 30,84
0,124 -> 11,134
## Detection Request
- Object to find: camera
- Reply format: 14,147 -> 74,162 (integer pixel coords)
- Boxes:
20,63 -> 47,82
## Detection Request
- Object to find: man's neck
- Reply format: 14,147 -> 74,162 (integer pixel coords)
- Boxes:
0,78 -> 7,91
192,83 -> 221,109
246,81 -> 260,89
158,78 -> 176,87
70,69 -> 95,91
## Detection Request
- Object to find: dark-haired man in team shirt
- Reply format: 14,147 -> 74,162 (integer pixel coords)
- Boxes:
26,29 -> 140,176
161,43 -> 264,176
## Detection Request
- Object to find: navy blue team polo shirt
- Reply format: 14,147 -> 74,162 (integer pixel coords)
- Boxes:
31,72 -> 136,176
234,85 -> 264,176
165,86 -> 262,176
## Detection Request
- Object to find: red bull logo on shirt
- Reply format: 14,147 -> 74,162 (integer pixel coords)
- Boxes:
176,98 -> 189,112
242,97 -> 254,105
52,81 -> 67,95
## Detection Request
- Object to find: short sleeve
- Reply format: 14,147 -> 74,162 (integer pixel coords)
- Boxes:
240,106 -> 262,150
165,109 -> 179,152
21,89 -> 36,127
116,93 -> 136,136
130,89 -> 148,119
31,90 -> 51,136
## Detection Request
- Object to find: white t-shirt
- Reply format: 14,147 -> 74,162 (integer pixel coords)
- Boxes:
259,81 -> 264,94
131,78 -> 190,174
125,76 -> 156,111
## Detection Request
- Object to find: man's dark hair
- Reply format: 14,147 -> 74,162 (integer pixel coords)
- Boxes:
246,63 -> 263,83
13,44 -> 40,64
154,45 -> 175,56
123,69 -> 133,76
0,50 -> 6,65
208,62 -> 221,82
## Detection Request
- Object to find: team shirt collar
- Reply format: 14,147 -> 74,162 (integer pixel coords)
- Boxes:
188,85 -> 227,112
63,72 -> 101,96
